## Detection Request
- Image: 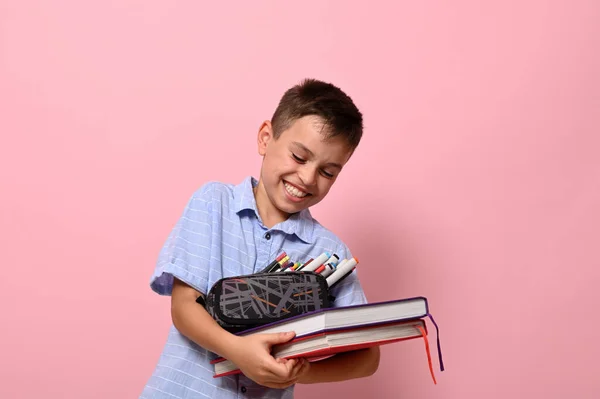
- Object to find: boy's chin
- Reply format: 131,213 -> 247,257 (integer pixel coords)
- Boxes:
276,202 -> 306,215
275,195 -> 312,215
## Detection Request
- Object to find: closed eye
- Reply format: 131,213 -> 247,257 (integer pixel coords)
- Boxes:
321,170 -> 335,179
292,153 -> 306,163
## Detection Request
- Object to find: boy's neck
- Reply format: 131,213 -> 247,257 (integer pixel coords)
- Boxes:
252,181 -> 290,229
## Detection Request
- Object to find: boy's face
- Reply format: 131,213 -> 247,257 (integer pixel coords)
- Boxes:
255,115 -> 353,225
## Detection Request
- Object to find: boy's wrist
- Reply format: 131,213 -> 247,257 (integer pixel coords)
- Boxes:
218,333 -> 243,361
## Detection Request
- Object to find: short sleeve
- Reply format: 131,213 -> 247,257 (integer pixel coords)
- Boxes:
149,184 -> 215,296
328,243 -> 368,307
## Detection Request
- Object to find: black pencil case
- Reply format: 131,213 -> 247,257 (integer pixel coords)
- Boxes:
201,271 -> 332,333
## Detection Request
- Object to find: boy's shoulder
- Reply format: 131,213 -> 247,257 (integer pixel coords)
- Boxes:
178,180 -> 238,218
186,177 -> 256,216
191,180 -> 234,197
187,180 -> 240,204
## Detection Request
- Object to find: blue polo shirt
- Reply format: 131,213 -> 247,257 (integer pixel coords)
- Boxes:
140,176 -> 367,399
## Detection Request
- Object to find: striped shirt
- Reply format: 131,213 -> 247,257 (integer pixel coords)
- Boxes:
140,176 -> 367,399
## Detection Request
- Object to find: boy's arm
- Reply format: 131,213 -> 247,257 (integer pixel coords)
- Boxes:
170,278 -> 309,389
170,278 -> 239,358
297,347 -> 380,384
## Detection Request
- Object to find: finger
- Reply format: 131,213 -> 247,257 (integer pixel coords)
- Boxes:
288,358 -> 305,377
267,360 -> 304,386
275,357 -> 299,369
291,359 -> 309,380
275,357 -> 298,367
282,357 -> 299,375
264,357 -> 298,379
262,362 -> 302,387
296,358 -> 311,376
262,331 -> 296,345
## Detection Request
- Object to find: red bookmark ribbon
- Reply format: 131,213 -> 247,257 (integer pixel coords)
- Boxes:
416,325 -> 437,385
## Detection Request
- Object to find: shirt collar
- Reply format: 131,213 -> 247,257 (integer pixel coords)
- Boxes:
233,176 -> 315,243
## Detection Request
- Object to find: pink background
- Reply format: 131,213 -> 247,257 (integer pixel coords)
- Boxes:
1,1 -> 599,398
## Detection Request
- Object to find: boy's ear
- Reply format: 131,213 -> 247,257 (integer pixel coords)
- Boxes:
257,120 -> 274,156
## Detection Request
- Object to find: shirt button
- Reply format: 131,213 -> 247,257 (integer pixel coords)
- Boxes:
265,233 -> 271,240
241,386 -> 247,393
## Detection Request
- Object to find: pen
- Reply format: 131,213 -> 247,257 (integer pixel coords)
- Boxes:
320,263 -> 335,278
326,257 -> 358,287
315,258 -> 337,274
334,259 -> 348,270
260,252 -> 287,273
277,259 -> 295,272
273,256 -> 290,272
324,254 -> 339,267
295,257 -> 313,272
284,261 -> 303,272
301,252 -> 331,272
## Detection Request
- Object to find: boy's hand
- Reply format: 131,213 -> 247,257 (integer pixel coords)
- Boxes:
276,357 -> 311,382
228,331 -> 308,389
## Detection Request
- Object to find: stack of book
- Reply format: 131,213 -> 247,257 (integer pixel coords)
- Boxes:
211,296 -> 444,383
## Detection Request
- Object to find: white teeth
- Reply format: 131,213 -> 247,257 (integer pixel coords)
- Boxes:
284,182 -> 308,198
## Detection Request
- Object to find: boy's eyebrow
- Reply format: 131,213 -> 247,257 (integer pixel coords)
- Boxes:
291,141 -> 343,169
291,142 -> 314,157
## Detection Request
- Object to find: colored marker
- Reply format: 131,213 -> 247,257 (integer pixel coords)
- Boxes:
295,258 -> 313,272
299,259 -> 312,269
273,256 -> 290,272
284,262 -> 295,272
278,260 -> 296,272
284,261 -> 303,272
326,257 -> 358,287
272,255 -> 290,272
332,259 -> 348,273
321,264 -> 335,278
335,259 -> 348,270
324,254 -> 339,267
311,254 -> 339,274
316,256 -> 338,274
301,252 -> 330,272
261,252 -> 287,273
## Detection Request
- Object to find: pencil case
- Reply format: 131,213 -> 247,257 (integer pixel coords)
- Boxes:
201,271 -> 332,333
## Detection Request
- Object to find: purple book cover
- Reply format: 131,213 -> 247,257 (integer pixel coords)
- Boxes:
211,296 -> 444,372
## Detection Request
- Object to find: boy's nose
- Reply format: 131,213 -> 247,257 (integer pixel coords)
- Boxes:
298,167 -> 318,187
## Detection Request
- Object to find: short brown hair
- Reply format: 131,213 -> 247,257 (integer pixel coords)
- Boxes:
271,79 -> 363,150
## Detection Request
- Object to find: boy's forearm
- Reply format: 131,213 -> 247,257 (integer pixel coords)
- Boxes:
297,346 -> 380,384
170,280 -> 240,360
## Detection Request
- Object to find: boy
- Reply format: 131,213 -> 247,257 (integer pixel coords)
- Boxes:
141,79 -> 380,398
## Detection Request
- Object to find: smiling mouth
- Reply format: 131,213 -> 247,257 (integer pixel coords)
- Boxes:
283,181 -> 309,198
